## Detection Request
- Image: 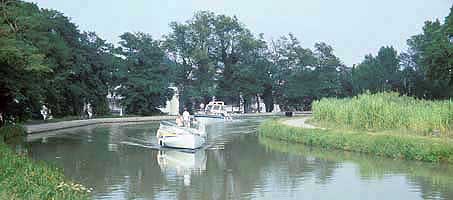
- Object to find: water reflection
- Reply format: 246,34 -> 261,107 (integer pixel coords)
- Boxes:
258,136 -> 453,200
21,119 -> 453,200
157,150 -> 207,186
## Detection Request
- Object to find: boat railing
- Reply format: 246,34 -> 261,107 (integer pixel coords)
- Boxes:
160,120 -> 177,127
159,120 -> 204,136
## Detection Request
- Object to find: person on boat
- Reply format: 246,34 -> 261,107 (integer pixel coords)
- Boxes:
183,108 -> 190,127
175,115 -> 184,127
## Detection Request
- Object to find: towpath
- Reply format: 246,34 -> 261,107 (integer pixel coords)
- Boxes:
24,112 -> 300,134
282,117 -> 318,129
25,111 -> 313,134
24,116 -> 176,134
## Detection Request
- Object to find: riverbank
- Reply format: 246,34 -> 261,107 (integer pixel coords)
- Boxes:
258,136 -> 453,190
0,126 -> 90,199
259,118 -> 453,163
24,112 -> 302,134
24,115 -> 177,134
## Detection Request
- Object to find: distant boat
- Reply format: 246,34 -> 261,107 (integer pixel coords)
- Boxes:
156,121 -> 206,149
195,101 -> 233,123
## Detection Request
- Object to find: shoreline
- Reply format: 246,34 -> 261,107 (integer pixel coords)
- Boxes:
24,116 -> 177,134
0,125 -> 90,199
259,118 -> 453,163
24,112 -> 311,134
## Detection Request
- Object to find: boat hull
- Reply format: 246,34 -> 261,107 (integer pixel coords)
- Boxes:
158,134 -> 205,149
195,115 -> 226,124
156,123 -> 206,149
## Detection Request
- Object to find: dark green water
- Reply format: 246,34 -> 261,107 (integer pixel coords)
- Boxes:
19,119 -> 453,200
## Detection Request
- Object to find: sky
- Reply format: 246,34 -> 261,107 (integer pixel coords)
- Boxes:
28,0 -> 452,66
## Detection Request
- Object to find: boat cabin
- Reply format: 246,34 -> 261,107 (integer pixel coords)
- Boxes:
205,101 -> 226,115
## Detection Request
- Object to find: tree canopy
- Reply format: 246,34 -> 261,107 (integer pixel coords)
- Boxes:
1,1 -> 452,123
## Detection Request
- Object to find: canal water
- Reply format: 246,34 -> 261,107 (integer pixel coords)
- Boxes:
21,118 -> 453,200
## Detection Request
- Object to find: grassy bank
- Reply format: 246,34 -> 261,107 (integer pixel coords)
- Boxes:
259,136 -> 453,191
259,119 -> 453,163
0,126 -> 91,200
0,125 -> 27,142
312,92 -> 453,137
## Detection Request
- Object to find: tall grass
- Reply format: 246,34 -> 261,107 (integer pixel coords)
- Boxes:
0,143 -> 91,199
0,125 -> 26,142
0,125 -> 91,199
312,92 -> 453,137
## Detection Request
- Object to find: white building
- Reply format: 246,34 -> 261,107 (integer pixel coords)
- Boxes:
107,86 -> 124,116
158,86 -> 180,115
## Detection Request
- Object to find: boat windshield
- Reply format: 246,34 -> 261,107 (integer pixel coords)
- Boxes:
161,121 -> 177,127
213,105 -> 220,111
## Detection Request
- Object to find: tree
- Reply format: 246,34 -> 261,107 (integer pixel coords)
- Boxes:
0,1 -> 50,121
352,46 -> 401,94
230,33 -> 272,112
165,15 -> 216,112
313,42 -> 345,98
400,10 -> 453,99
424,7 -> 453,86
117,32 -> 173,115
165,11 -> 272,112
269,35 -> 347,110
269,34 -> 315,110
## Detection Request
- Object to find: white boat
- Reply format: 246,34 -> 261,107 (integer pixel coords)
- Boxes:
196,101 -> 233,123
156,121 -> 206,149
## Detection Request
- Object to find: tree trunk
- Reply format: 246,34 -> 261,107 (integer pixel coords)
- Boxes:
256,94 -> 261,113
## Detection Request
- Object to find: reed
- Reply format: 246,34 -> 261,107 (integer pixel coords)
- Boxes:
312,92 -> 453,137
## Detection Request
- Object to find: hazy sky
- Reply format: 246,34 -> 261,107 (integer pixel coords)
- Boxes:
28,0 -> 451,66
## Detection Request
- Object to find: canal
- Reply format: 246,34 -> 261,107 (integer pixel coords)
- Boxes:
18,118 -> 453,199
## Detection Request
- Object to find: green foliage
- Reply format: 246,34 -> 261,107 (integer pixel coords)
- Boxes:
117,32 -> 173,115
0,1 -> 114,121
352,7 -> 453,99
269,35 -> 349,110
399,13 -> 453,99
352,46 -> 401,94
0,143 -> 90,200
0,125 -> 25,141
165,11 -> 274,111
1,0 -> 452,122
312,92 -> 453,136
259,119 -> 453,163
421,8 -> 453,86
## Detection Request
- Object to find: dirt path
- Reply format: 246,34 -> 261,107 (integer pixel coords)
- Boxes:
282,117 -> 318,129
